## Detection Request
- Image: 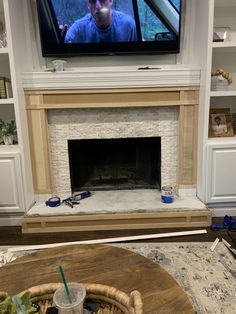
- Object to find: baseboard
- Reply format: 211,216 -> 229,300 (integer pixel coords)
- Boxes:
21,209 -> 212,234
211,207 -> 236,217
0,214 -> 22,226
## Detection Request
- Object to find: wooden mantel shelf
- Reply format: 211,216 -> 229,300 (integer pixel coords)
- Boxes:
22,67 -> 201,90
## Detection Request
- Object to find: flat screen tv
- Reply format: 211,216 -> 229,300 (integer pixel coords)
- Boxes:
36,0 -> 182,57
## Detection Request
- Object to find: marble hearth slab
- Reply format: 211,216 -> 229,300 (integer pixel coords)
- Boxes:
29,189 -> 207,216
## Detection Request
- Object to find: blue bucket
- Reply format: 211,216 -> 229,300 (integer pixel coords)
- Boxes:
161,186 -> 174,203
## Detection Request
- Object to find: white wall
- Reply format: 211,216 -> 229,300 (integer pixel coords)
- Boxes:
25,0 -> 198,72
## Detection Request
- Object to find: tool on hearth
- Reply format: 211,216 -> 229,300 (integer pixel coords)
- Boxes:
45,196 -> 61,207
63,191 -> 92,208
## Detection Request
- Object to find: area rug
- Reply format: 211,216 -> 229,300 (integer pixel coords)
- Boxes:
117,242 -> 236,314
1,242 -> 236,314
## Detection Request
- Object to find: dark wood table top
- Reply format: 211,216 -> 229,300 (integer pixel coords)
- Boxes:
0,244 -> 194,313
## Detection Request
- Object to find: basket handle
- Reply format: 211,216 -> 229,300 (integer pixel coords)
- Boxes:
129,290 -> 143,314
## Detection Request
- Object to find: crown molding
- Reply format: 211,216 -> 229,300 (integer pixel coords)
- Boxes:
22,66 -> 200,90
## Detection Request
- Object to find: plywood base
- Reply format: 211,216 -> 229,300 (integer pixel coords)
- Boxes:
21,209 -> 212,234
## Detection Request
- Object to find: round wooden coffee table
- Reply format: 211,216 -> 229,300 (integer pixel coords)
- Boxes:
0,244 -> 194,313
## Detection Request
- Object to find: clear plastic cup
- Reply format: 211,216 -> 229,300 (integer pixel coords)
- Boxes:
53,282 -> 86,314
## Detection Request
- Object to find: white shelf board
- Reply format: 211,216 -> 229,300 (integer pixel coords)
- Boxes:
207,136 -> 236,145
0,144 -> 20,153
215,0 -> 236,7
0,98 -> 14,104
210,90 -> 236,97
213,42 -> 236,48
0,48 -> 9,54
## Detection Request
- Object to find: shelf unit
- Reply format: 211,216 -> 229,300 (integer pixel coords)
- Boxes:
0,0 -> 14,136
197,0 -> 236,205
0,97 -> 14,104
213,42 -> 236,48
0,0 -> 34,225
0,47 -> 8,53
210,0 -> 236,142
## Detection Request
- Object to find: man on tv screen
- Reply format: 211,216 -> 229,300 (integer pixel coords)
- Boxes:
65,0 -> 137,43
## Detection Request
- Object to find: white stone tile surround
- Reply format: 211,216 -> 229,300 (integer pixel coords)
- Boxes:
48,106 -> 179,195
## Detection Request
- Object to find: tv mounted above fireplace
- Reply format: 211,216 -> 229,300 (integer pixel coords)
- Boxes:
36,0 -> 182,57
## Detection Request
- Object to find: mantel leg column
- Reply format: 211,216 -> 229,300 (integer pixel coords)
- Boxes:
27,107 -> 53,194
178,103 -> 198,189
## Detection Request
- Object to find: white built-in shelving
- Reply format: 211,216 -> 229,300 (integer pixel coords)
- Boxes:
0,0 -> 34,225
209,0 -> 236,138
198,0 -> 236,204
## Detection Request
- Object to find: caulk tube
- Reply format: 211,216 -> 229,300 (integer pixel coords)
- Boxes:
73,191 -> 91,201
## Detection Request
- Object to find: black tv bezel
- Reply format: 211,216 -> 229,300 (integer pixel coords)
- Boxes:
36,0 -> 182,58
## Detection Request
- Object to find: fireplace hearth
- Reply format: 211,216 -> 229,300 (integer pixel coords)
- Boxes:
68,137 -> 161,191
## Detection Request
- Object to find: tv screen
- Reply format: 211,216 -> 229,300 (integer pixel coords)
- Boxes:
36,0 -> 182,57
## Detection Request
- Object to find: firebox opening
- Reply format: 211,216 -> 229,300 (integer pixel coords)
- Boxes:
68,137 -> 161,192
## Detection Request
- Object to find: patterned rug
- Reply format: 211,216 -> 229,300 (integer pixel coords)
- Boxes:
1,242 -> 236,314
117,242 -> 236,314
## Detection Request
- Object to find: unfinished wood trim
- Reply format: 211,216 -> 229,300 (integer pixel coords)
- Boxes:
177,97 -> 198,187
193,102 -> 199,184
25,87 -> 199,110
24,86 -> 199,95
26,100 -> 198,110
25,87 -> 199,194
21,209 -> 211,234
177,104 -> 185,186
10,230 -> 207,252
26,105 -> 53,194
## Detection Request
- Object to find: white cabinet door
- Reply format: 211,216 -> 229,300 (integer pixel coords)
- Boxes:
0,151 -> 24,212
206,143 -> 236,203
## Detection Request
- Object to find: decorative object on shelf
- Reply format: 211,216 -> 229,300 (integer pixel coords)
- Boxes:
209,108 -> 234,137
0,31 -> 7,48
213,27 -> 231,42
0,77 -> 12,98
232,113 -> 236,135
0,21 -> 7,48
211,69 -> 233,91
0,119 -> 17,145
52,59 -> 67,72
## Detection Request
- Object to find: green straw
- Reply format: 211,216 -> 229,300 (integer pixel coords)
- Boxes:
59,265 -> 72,304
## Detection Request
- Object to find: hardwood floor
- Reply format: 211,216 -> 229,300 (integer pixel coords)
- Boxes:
0,218 -> 235,247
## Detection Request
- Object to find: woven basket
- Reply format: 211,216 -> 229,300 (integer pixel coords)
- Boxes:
2,283 -> 143,314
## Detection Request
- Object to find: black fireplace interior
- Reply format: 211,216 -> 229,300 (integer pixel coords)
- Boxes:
68,137 -> 161,192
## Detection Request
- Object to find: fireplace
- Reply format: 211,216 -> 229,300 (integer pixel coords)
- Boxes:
25,87 -> 199,195
46,106 -> 178,195
22,81 -> 212,233
68,137 -> 161,192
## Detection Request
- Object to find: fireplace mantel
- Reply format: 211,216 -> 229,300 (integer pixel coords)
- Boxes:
22,67 -> 200,90
25,86 -> 199,194
22,68 -> 211,233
